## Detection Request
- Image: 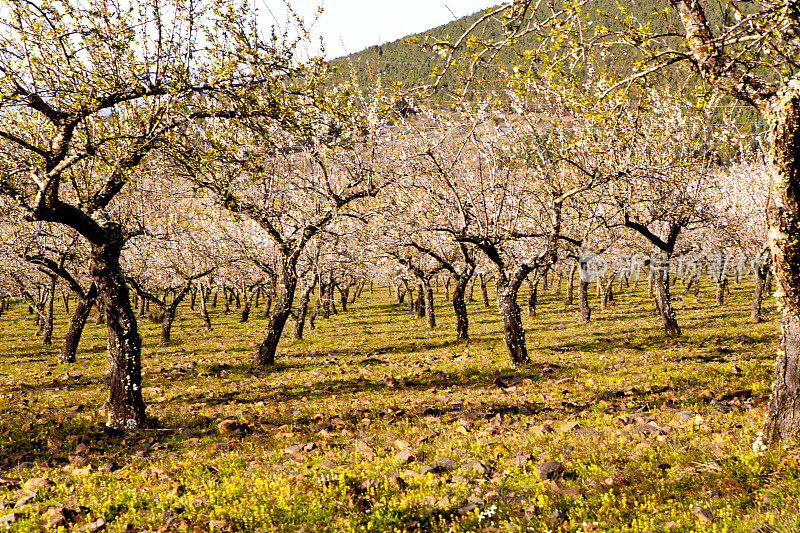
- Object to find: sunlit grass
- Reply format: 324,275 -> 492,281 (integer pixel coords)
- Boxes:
0,278 -> 795,532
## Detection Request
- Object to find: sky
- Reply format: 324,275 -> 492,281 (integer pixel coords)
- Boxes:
263,1 -> 500,59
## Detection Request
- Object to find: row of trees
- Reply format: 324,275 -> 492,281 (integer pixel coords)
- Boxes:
0,0 -> 788,446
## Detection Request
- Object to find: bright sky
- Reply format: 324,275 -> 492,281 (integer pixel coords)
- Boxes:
263,1 -> 500,59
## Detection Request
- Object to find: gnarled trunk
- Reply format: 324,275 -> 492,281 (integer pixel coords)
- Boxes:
92,236 -> 146,430
654,267 -> 681,336
59,283 -> 97,364
497,279 -> 529,365
255,262 -> 297,367
761,90 -> 800,444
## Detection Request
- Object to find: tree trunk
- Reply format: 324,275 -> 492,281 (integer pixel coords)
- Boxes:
423,280 -> 435,328
240,285 -> 256,323
293,277 -> 318,340
452,275 -> 469,340
715,277 -> 728,306
161,282 -> 191,345
761,90 -> 800,444
751,258 -> 771,323
565,263 -> 576,307
654,268 -> 681,336
199,285 -> 212,330
62,291 -> 70,314
497,279 -> 529,365
527,277 -> 539,317
480,274 -> 491,308
41,275 -> 56,345
339,285 -> 349,312
255,263 -> 297,367
416,283 -> 425,318
578,280 -> 591,323
91,236 -> 146,430
59,284 -> 97,364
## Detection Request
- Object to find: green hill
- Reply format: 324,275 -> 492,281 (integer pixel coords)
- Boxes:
329,1 -> 738,99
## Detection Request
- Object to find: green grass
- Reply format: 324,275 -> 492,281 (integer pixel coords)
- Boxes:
0,278 -> 795,532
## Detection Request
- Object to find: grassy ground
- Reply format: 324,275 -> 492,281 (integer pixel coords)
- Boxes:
0,277 -> 796,532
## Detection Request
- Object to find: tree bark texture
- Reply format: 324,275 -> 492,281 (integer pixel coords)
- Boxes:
92,235 -> 146,430
59,283 -> 97,364
762,89 -> 800,444
255,263 -> 297,366
497,280 -> 529,365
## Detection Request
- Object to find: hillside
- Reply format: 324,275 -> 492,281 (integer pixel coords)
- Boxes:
329,1 -> 734,98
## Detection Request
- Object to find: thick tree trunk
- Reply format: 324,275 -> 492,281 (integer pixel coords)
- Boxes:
415,283 -> 425,318
715,277 -> 728,307
59,284 -> 97,364
578,280 -> 591,323
92,236 -> 146,430
452,276 -> 469,340
761,90 -> 800,444
497,280 -> 529,365
654,267 -> 681,336
255,264 -> 297,366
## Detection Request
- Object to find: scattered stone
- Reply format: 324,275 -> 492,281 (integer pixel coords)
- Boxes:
355,440 -> 375,459
509,454 -> 533,467
69,455 -> 89,467
420,457 -> 458,475
559,421 -> 582,432
41,506 -> 75,528
284,444 -> 304,455
14,490 -> 37,509
217,419 -> 249,437
451,475 -> 468,484
549,479 -> 581,498
394,450 -> 416,464
23,478 -> 53,491
531,424 -> 554,435
209,518 -> 229,531
0,513 -> 19,526
462,460 -> 492,476
99,461 -> 119,473
536,461 -> 564,480
691,506 -> 714,525
711,400 -> 731,413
